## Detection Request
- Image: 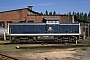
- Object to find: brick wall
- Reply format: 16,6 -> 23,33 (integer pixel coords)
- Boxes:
27,15 -> 70,23
0,9 -> 28,27
0,9 -> 28,21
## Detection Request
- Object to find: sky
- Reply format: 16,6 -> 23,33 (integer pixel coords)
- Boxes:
0,0 -> 90,14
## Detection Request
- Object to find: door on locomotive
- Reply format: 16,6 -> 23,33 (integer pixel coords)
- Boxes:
46,24 -> 59,33
44,18 -> 60,34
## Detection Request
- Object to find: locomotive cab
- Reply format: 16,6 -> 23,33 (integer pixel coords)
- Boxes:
43,18 -> 60,24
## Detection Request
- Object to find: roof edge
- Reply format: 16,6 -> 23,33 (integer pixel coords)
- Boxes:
0,8 -> 28,13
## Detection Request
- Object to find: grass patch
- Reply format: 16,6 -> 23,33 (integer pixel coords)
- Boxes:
1,44 -> 89,54
81,46 -> 87,51
0,44 -> 51,53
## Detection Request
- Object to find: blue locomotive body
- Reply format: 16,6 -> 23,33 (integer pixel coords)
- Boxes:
9,23 -> 46,34
6,18 -> 80,43
8,23 -> 79,35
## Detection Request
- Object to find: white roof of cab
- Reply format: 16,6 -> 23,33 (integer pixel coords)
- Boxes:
44,18 -> 60,21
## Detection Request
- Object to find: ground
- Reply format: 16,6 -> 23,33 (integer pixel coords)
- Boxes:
3,47 -> 90,60
0,38 -> 90,60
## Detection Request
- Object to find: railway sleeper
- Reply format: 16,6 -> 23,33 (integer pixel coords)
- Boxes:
0,54 -> 18,60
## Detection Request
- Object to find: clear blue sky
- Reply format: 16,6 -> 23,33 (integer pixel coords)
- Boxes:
0,0 -> 90,14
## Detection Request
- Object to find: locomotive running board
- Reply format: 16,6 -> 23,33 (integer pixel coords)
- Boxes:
8,34 -> 79,36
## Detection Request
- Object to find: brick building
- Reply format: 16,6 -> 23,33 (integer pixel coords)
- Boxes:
0,6 -> 75,28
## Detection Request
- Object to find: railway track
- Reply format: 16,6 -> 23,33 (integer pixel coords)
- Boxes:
0,54 -> 18,60
17,44 -> 90,50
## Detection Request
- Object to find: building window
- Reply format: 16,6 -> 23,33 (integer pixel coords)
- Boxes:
7,21 -> 12,27
28,11 -> 31,15
28,11 -> 34,15
19,21 -> 26,23
0,22 -> 4,27
28,20 -> 34,22
28,11 -> 38,15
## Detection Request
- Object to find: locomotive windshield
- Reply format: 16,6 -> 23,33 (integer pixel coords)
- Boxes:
43,18 -> 60,24
46,20 -> 59,24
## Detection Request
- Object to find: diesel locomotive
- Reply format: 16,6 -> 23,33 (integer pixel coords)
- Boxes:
5,18 -> 81,44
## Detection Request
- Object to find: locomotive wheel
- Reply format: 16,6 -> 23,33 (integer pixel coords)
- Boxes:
69,37 -> 74,42
55,38 -> 62,43
12,38 -> 20,43
28,38 -> 34,43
